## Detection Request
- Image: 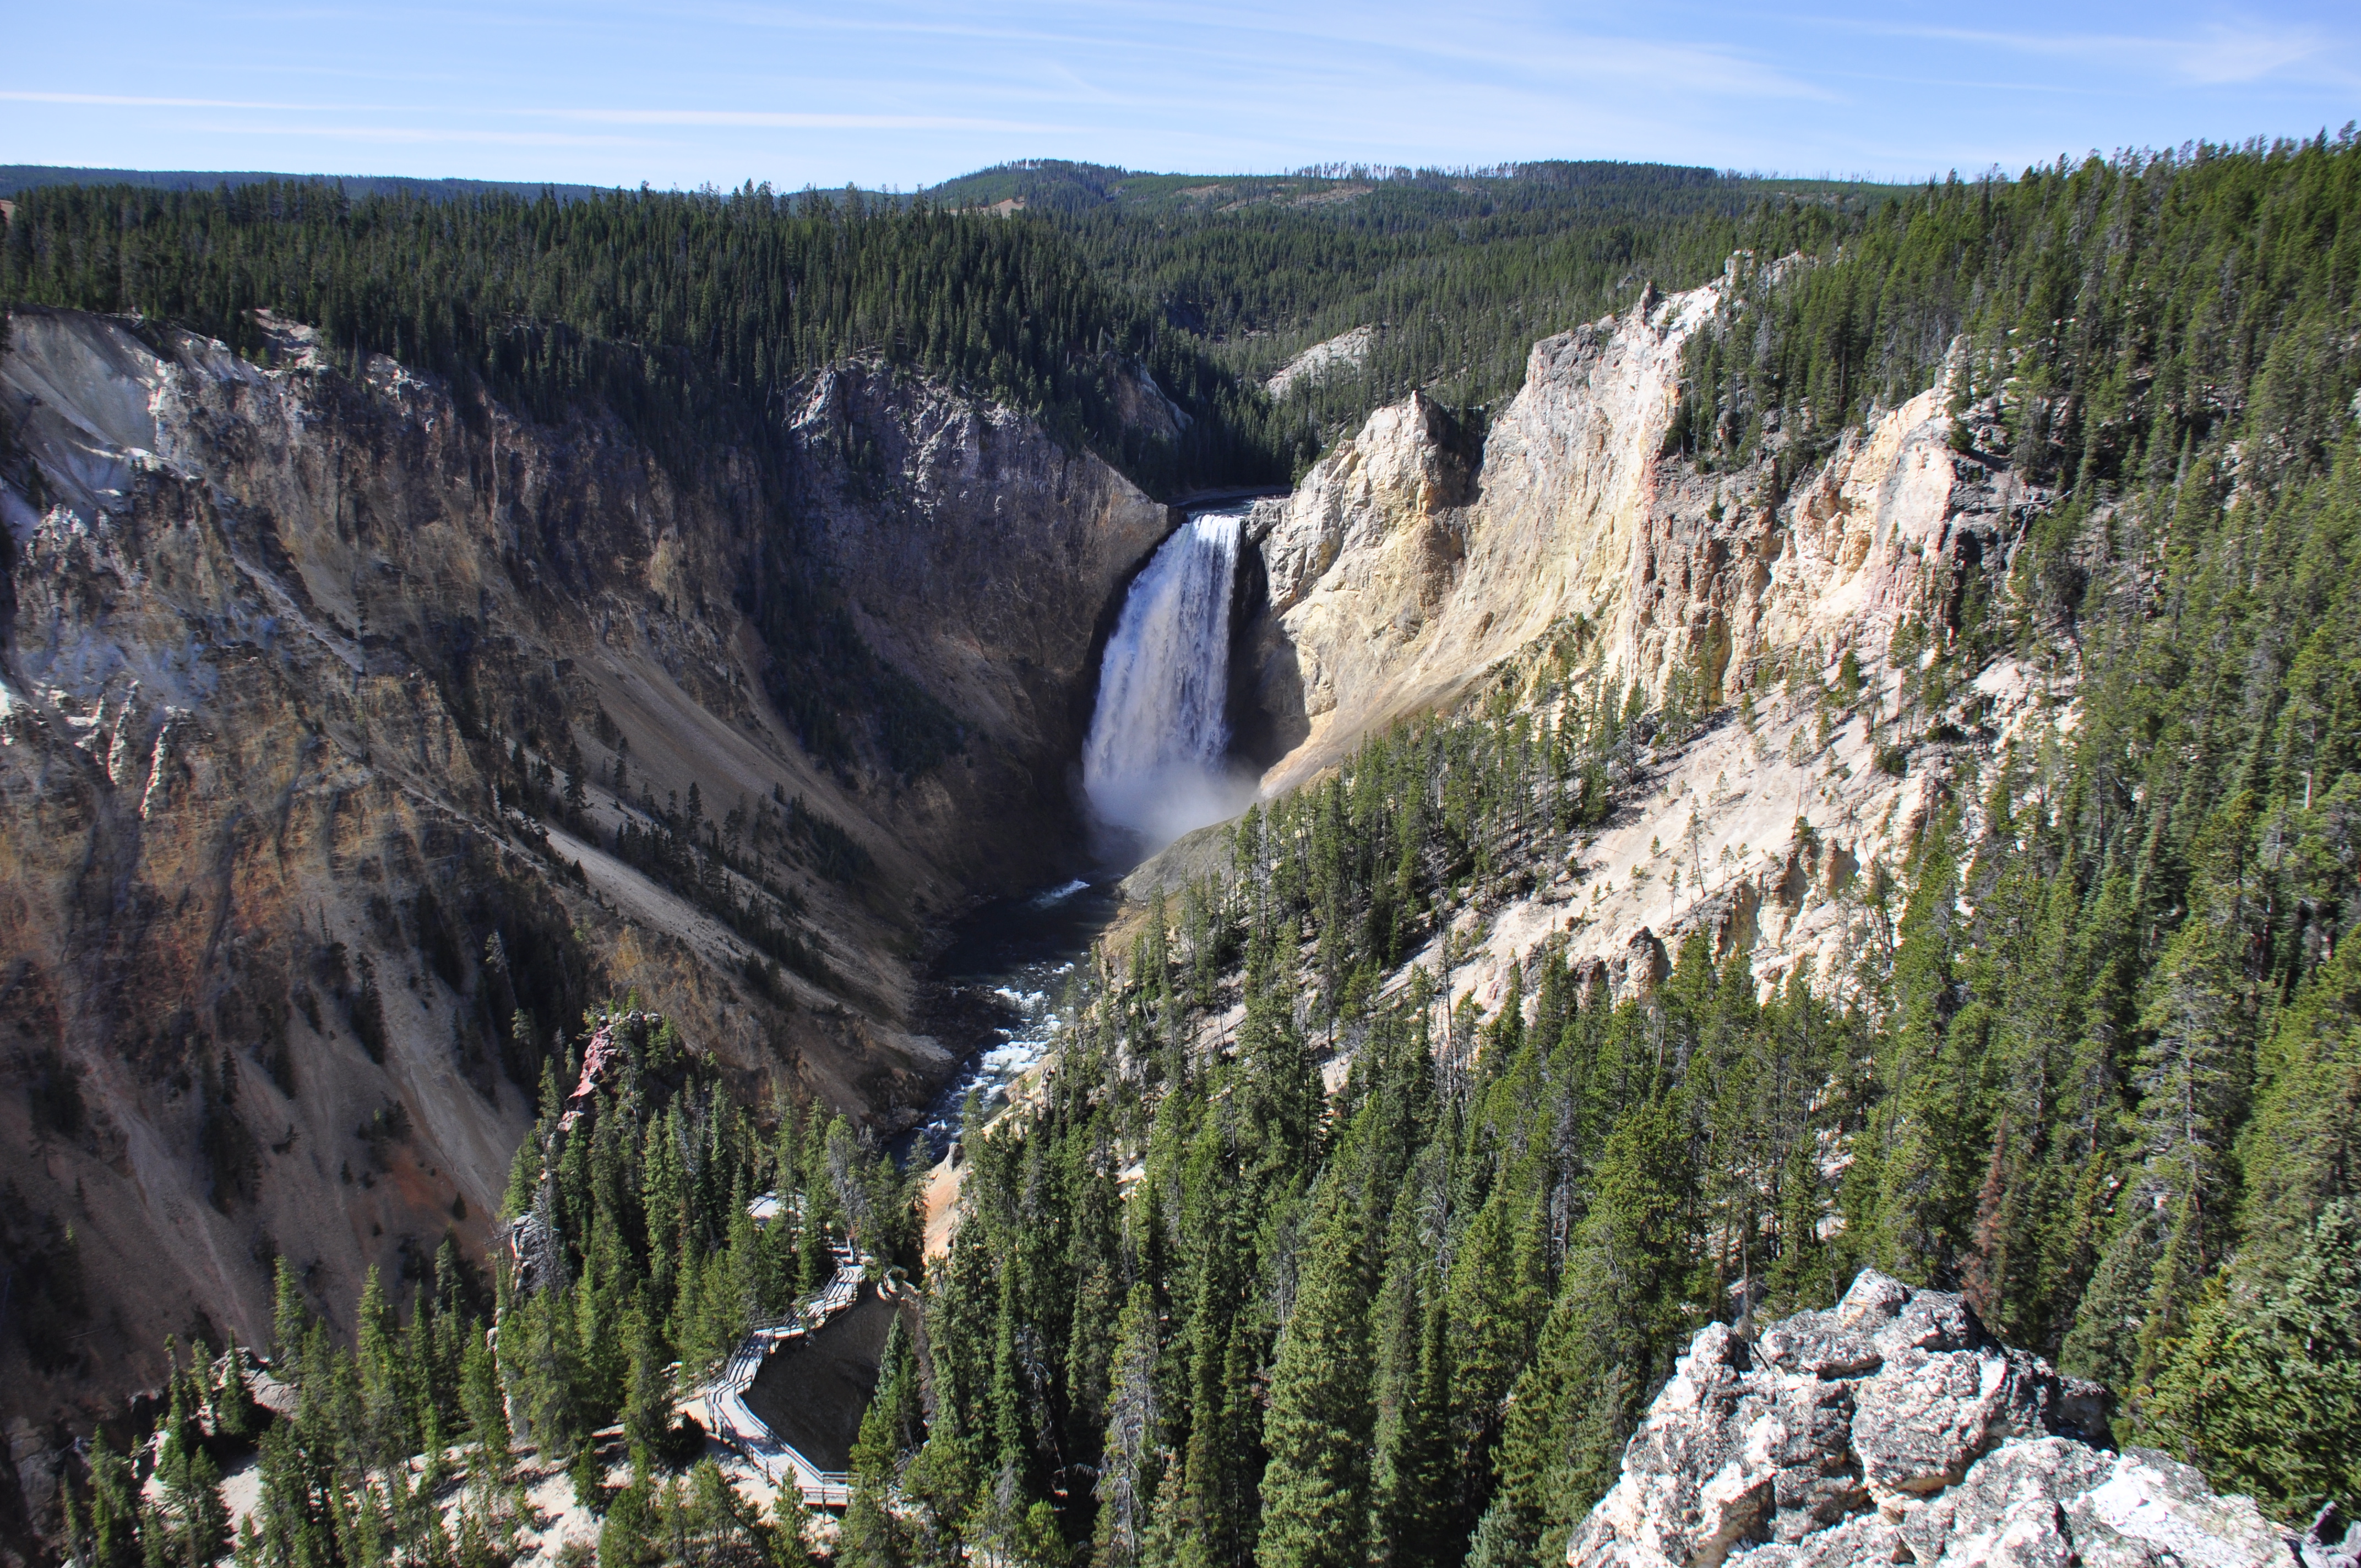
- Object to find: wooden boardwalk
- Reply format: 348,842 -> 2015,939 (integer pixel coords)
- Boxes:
697,1244 -> 867,1510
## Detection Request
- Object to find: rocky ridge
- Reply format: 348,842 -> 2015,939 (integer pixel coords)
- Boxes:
1566,1271 -> 2303,1568
1241,262 -> 2032,786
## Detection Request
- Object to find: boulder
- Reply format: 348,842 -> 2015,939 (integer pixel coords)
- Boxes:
1566,1271 -> 2296,1568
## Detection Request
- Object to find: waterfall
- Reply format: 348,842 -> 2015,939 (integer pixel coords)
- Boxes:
1083,507 -> 1253,848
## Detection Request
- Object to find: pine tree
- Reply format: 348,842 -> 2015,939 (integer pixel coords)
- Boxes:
355,1267 -> 415,1465
2234,935 -> 2361,1270
840,1390 -> 906,1568
1766,1127 -> 1830,1314
151,1352 -> 231,1568
271,1255 -> 309,1369
1443,1181 -> 1526,1487
1367,1259 -> 1453,1568
1871,831 -> 1977,1283
556,1434 -> 599,1512
797,1197 -> 833,1298
622,1303 -> 674,1477
1467,1239 -> 1642,1568
85,1430 -> 144,1568
2117,901 -> 2254,1400
460,1326 -> 512,1489
598,1476 -> 657,1568
1254,1169 -> 1375,1568
2143,1201 -> 2361,1517
1094,1284 -> 1163,1568
840,1314 -> 920,1566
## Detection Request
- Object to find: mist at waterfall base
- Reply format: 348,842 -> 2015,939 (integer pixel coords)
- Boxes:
1081,507 -> 1259,854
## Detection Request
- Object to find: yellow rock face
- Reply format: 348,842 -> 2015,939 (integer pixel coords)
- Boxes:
1242,279 -> 2030,792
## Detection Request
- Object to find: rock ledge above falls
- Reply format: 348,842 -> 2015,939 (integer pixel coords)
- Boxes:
1566,1271 -> 2308,1568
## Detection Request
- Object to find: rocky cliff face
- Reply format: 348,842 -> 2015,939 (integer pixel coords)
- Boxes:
779,361 -> 1173,881
1566,1271 -> 2299,1568
0,308 -> 1168,1426
1231,264 -> 2058,1008
1243,268 -> 2031,791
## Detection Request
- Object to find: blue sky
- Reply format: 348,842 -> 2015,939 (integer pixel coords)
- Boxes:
6,1 -> 2355,189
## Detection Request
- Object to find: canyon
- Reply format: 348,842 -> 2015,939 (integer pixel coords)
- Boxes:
0,306 -> 1172,1428
4,143 -> 2347,1568
3,259 -> 2055,1448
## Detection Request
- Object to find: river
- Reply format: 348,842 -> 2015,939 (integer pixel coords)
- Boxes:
895,875 -> 1123,1166
751,502 -> 1251,1483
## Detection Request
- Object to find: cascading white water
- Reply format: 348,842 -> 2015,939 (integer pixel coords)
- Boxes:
1082,507 -> 1254,848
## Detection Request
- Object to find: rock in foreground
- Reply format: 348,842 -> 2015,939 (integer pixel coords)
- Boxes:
1566,1271 -> 2296,1568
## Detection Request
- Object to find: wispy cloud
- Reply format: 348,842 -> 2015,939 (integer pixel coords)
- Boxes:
0,90 -> 1062,136
2,89 -> 362,110
551,109 -> 1067,131
1835,15 -> 2359,89
2172,20 -> 2351,84
183,123 -> 654,147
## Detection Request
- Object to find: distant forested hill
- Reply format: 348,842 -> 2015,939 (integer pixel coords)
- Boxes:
922,159 -> 1895,450
0,165 -> 617,203
0,160 -> 1901,494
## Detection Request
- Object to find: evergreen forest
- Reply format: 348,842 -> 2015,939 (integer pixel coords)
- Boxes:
0,181 -> 1293,493
890,131 -> 2361,1566
918,159 -> 1886,444
61,1012 -> 917,1568
0,159 -> 1883,499
6,130 -> 2361,1568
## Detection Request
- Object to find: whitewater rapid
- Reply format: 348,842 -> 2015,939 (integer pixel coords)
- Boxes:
1081,507 -> 1253,847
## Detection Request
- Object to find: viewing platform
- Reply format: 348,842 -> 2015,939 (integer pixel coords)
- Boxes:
689,1239 -> 869,1510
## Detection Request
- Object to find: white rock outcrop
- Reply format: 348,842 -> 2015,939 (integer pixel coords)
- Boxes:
1565,1272 -> 2295,1568
1264,324 -> 1380,398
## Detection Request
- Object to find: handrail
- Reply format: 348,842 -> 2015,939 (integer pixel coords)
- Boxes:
693,1248 -> 874,1509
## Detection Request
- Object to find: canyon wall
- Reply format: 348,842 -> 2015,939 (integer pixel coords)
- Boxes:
1243,268 -> 2031,788
1230,265 -> 2062,1008
0,264 -> 2075,1453
0,308 -> 1166,1425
